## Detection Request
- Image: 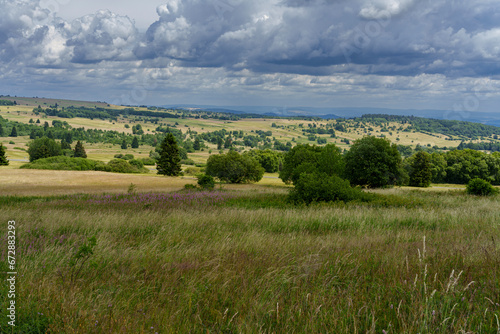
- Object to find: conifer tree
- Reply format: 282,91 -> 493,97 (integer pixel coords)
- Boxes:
131,136 -> 139,148
121,139 -> 128,149
73,140 -> 87,158
0,124 -> 4,136
0,144 -> 8,166
193,137 -> 201,150
157,133 -> 181,176
9,126 -> 17,137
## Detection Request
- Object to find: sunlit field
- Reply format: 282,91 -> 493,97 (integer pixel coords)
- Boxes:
1,179 -> 499,333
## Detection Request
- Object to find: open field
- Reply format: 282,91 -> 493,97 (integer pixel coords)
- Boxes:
0,169 -> 289,196
1,183 -> 499,333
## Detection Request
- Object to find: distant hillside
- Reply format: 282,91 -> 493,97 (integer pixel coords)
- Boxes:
0,95 -> 111,109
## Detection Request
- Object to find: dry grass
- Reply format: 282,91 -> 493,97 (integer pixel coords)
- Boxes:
0,169 -> 287,196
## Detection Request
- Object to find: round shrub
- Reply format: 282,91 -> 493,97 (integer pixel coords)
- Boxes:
466,178 -> 498,196
206,150 -> 264,183
197,174 -> 215,190
288,172 -> 365,204
129,159 -> 144,169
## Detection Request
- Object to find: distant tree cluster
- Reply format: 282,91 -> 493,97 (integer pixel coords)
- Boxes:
357,114 -> 500,139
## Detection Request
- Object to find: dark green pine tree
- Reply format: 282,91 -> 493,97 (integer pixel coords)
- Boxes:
193,137 -> 201,151
0,124 -> 4,136
0,144 -> 9,166
121,139 -> 128,150
9,126 -> 17,137
157,133 -> 181,176
131,136 -> 139,148
73,140 -> 87,158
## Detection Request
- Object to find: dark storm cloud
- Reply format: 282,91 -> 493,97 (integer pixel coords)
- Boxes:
2,0 -> 500,110
2,0 -> 500,77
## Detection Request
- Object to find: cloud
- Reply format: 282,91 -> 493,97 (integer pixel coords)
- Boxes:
2,0 -> 500,112
66,10 -> 139,63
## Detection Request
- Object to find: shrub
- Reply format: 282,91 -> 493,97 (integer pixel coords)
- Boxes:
206,150 -> 264,183
129,159 -> 144,169
197,174 -> 215,190
180,158 -> 195,165
466,178 -> 498,196
288,172 -> 366,204
183,166 -> 202,176
140,157 -> 156,166
20,156 -> 102,171
95,159 -> 148,174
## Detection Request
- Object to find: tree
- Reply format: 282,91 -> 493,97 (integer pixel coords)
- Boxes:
206,150 -> 264,183
279,144 -> 344,185
344,136 -> 402,188
408,151 -> 432,187
131,136 -> 139,149
157,133 -> 181,176
0,144 -> 8,166
9,126 -> 17,137
244,149 -> 281,173
61,139 -> 71,150
193,137 -> 201,151
0,124 -> 4,136
73,140 -> 87,158
121,140 -> 128,150
224,136 -> 232,149
27,137 -> 62,162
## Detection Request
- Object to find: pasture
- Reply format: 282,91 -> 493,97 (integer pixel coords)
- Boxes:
0,170 -> 499,333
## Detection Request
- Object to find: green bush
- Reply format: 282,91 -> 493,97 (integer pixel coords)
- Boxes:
183,166 -> 202,176
180,158 -> 195,165
466,178 -> 498,196
197,174 -> 215,190
27,137 -> 63,162
129,159 -> 144,169
140,157 -> 156,166
20,156 -> 103,171
288,172 -> 366,204
95,159 -> 148,174
206,150 -> 264,183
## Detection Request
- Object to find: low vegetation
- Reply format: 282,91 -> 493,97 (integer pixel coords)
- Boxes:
1,188 -> 499,333
21,156 -> 149,174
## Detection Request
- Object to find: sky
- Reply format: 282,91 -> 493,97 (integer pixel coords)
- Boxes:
1,0 -> 500,118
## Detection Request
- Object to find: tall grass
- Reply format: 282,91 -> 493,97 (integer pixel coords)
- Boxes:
1,188 -> 499,333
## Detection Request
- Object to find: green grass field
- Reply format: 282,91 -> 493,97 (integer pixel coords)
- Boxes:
0,183 -> 499,333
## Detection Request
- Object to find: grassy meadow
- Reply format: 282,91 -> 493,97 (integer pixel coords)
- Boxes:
1,172 -> 500,333
1,97 -> 500,332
